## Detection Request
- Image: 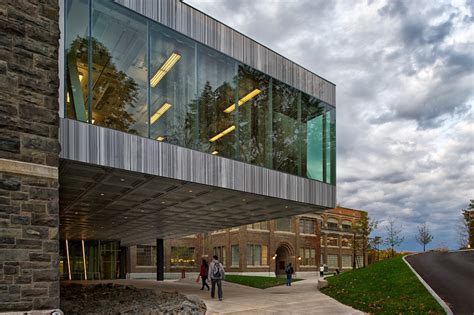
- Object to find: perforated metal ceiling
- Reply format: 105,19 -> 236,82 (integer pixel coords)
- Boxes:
59,160 -> 326,245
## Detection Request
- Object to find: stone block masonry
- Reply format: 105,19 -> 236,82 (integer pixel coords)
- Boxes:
0,0 -> 60,312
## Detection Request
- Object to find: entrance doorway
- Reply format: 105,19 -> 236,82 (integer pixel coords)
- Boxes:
275,243 -> 292,276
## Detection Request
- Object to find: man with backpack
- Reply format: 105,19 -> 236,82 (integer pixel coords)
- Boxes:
208,255 -> 225,301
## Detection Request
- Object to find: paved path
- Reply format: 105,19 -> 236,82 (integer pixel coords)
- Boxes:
406,250 -> 474,315
70,277 -> 364,314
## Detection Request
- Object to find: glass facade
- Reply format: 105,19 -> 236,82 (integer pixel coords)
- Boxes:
64,0 -> 335,184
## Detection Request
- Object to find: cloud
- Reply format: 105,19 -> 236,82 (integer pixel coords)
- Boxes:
185,0 -> 474,251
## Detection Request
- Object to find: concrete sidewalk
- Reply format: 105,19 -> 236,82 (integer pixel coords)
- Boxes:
70,277 -> 364,314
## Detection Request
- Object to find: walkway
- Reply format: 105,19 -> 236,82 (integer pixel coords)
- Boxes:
406,250 -> 474,315
70,276 -> 364,314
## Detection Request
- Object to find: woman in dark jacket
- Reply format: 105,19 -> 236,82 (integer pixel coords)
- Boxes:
199,259 -> 210,290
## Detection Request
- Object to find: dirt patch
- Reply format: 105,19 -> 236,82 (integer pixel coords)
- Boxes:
60,283 -> 206,314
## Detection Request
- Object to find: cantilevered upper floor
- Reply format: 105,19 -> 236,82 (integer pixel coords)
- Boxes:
59,0 -> 336,241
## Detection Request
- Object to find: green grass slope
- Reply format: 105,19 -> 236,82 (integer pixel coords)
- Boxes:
224,275 -> 301,289
321,256 -> 444,314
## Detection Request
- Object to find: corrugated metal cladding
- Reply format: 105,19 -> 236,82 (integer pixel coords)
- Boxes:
60,119 -> 336,207
113,0 -> 336,107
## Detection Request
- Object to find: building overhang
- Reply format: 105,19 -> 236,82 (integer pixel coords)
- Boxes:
59,118 -> 335,245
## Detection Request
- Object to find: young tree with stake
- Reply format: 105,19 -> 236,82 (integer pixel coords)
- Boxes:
415,223 -> 433,252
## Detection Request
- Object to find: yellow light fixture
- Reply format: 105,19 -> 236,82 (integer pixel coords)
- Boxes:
150,102 -> 172,124
66,92 -> 70,103
81,239 -> 87,280
211,150 -> 218,155
65,239 -> 72,281
79,74 -> 84,82
223,89 -> 262,113
209,125 -> 235,142
150,52 -> 181,87
157,136 -> 165,141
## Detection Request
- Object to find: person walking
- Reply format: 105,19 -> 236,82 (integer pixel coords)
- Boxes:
285,262 -> 294,286
199,259 -> 209,291
319,265 -> 324,277
208,255 -> 225,301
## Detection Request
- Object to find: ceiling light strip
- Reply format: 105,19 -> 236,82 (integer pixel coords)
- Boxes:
65,239 -> 72,281
150,102 -> 172,124
150,52 -> 181,87
224,89 -> 262,113
209,125 -> 236,142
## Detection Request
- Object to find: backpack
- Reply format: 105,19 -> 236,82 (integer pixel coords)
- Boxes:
212,262 -> 222,279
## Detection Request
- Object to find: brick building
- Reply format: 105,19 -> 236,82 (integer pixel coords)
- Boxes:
126,207 -> 367,279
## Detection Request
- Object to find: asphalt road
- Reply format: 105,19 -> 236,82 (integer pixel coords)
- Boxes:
406,250 -> 474,315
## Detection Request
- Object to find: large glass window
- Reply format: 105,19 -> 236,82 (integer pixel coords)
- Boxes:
150,23 -> 196,146
63,1 -> 335,184
197,45 -> 237,157
327,254 -> 338,268
65,0 -> 89,122
91,0 -> 148,136
342,255 -> 352,268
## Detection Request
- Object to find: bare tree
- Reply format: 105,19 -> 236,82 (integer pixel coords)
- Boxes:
384,217 -> 404,257
415,223 -> 433,252
353,213 -> 378,268
369,236 -> 383,262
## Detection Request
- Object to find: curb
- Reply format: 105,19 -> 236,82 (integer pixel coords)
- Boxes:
402,254 -> 453,315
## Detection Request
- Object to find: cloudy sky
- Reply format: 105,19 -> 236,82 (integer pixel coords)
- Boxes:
186,0 -> 473,251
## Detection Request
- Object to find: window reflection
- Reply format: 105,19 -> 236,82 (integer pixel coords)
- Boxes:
64,0 -> 336,184
150,24 -> 196,146
65,0 -> 88,122
238,65 -> 270,166
91,0 -> 148,136
197,46 -> 237,157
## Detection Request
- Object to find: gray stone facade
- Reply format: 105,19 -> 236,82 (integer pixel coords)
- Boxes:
0,0 -> 60,312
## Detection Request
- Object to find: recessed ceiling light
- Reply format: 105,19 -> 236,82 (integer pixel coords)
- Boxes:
74,212 -> 78,215
242,199 -> 246,202
124,216 -> 128,219
140,210 -> 145,213
161,201 -> 166,204
120,178 -> 125,182
285,206 -> 289,209
100,193 -> 104,196
188,190 -> 193,193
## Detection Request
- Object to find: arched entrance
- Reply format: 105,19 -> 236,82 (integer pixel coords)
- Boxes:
275,243 -> 294,276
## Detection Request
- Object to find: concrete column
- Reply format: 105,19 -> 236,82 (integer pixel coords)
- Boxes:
156,239 -> 164,281
0,0 -> 60,312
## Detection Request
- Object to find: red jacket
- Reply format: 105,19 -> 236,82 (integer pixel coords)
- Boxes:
200,265 -> 208,277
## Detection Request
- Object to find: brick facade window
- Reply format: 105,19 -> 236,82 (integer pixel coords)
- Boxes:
327,235 -> 339,246
275,218 -> 293,232
170,246 -> 195,268
342,254 -> 352,268
247,221 -> 269,230
327,254 -> 338,268
299,248 -> 316,266
213,246 -> 226,266
327,218 -> 339,230
342,220 -> 352,232
299,217 -> 317,234
246,244 -> 268,266
136,245 -> 156,266
231,245 -> 240,267
341,237 -> 352,247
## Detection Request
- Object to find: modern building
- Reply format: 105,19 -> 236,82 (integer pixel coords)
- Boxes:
1,0 -> 336,312
124,207 -> 367,280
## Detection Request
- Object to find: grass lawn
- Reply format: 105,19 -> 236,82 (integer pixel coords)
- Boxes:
321,256 -> 444,315
224,275 -> 302,289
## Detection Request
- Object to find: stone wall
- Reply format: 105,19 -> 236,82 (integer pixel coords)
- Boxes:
0,0 -> 60,312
